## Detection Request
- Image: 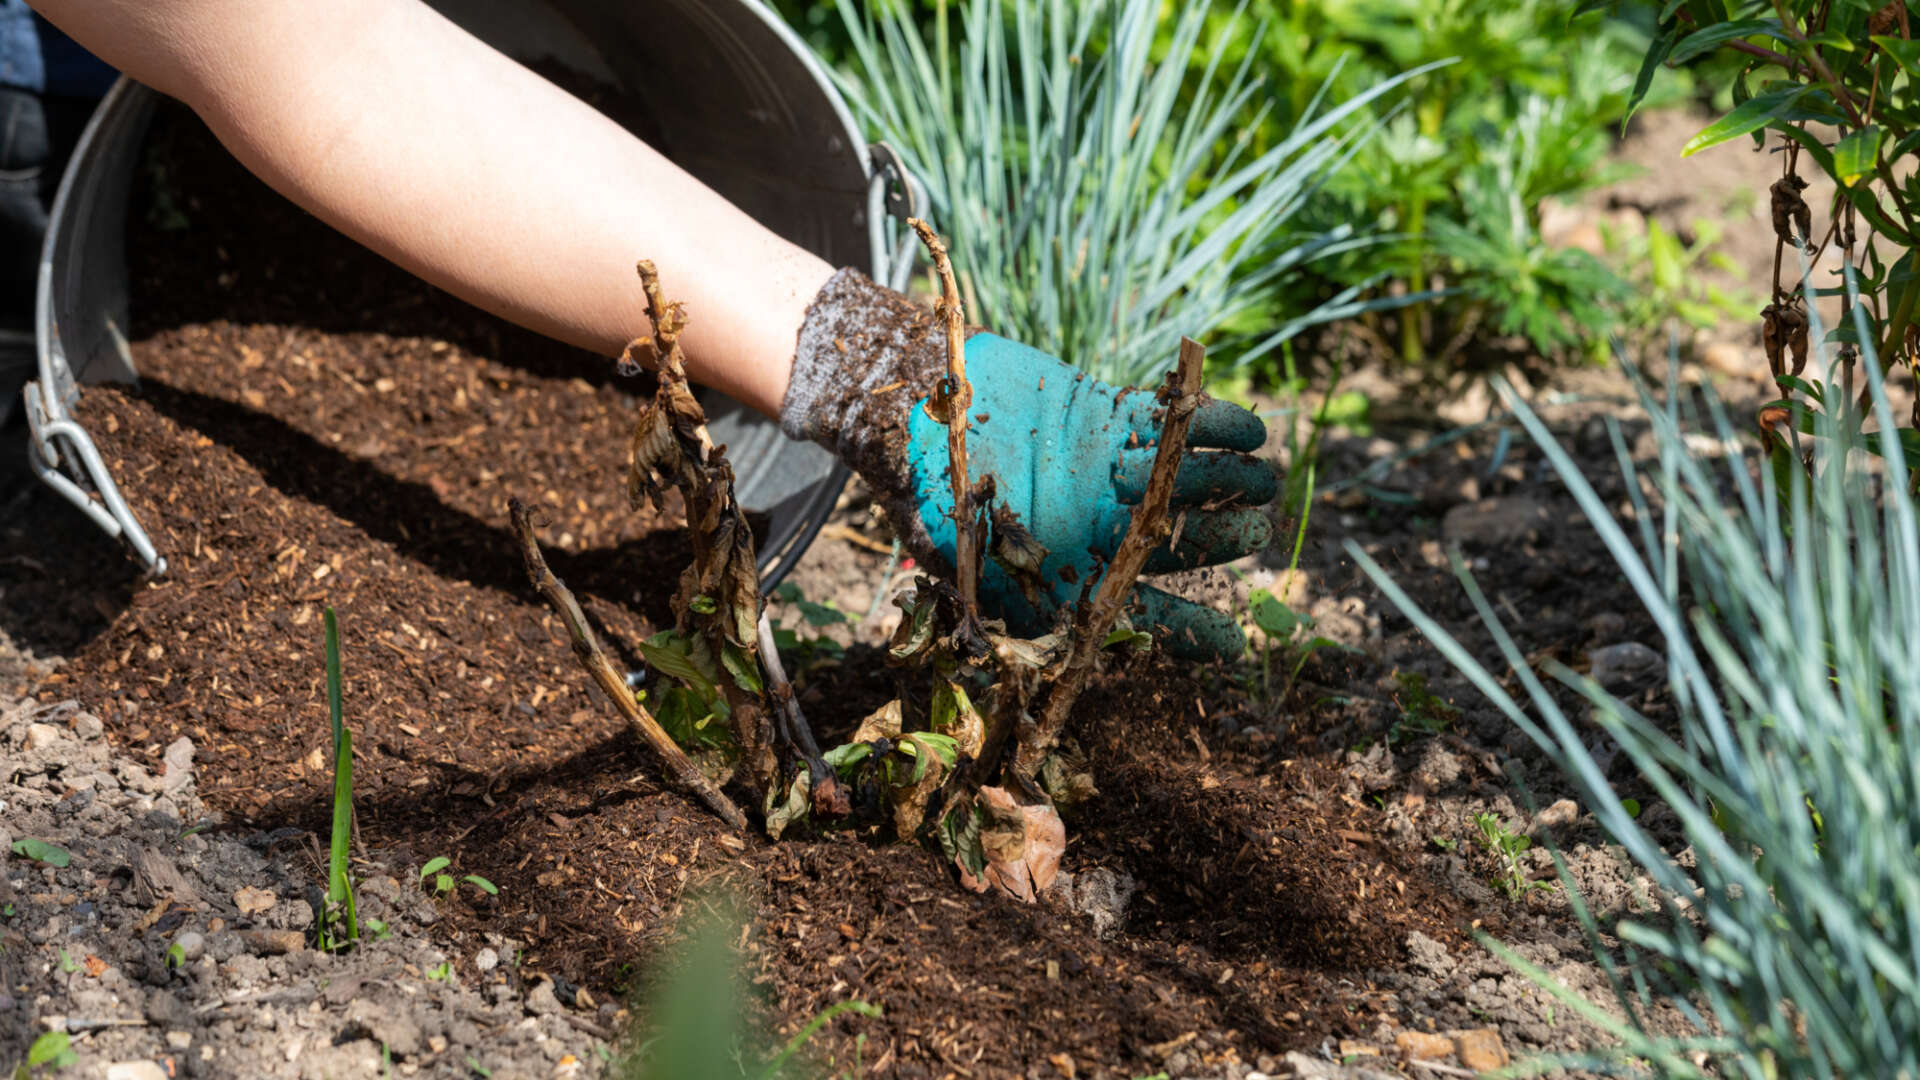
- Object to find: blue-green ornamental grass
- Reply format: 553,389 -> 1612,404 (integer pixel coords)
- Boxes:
1353,303 -> 1920,1074
824,0 -> 1438,387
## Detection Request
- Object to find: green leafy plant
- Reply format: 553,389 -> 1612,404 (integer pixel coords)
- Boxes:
1386,670 -> 1459,747
164,942 -> 187,971
1236,0 -> 1661,366
766,581 -> 852,669
417,856 -> 499,900
1632,0 -> 1920,474
24,1031 -> 76,1072
1604,214 -> 1754,354
825,0 -> 1435,387
319,607 -> 358,952
1355,314 -> 1920,1073
8,839 -> 70,869
1245,586 -> 1337,705
613,894 -> 880,1079
425,962 -> 454,983
1472,812 -> 1553,901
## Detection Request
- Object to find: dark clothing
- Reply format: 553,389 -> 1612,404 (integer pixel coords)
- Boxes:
0,1 -> 114,96
1,2 -> 112,329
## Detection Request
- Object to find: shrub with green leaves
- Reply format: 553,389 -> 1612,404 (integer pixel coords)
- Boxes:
823,0 -> 1431,387
1355,310 -> 1920,1074
1636,1 -> 1920,457
1273,0 -> 1651,364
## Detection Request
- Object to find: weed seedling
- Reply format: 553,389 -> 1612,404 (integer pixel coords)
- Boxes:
9,839 -> 71,868
426,962 -> 454,982
1472,812 -> 1554,901
1387,671 -> 1459,747
418,857 -> 499,901
25,1030 -> 77,1071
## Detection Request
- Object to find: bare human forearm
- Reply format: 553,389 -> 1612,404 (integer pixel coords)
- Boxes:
28,0 -> 833,417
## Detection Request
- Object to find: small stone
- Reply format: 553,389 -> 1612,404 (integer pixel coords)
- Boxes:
1395,1030 -> 1455,1061
1338,1040 -> 1380,1059
345,997 -> 423,1057
237,928 -> 306,955
1585,612 -> 1628,644
1404,931 -> 1455,978
428,1035 -> 448,1054
165,1031 -> 192,1050
145,991 -> 189,1026
233,886 -> 277,916
1589,641 -> 1664,691
1441,496 -> 1549,547
1532,798 -> 1579,831
1701,340 -> 1749,379
106,1064 -> 169,1080
525,979 -> 564,1016
474,947 -> 499,973
24,723 -> 62,752
1061,867 -> 1135,939
1448,1028 -> 1510,1071
1560,221 -> 1604,258
161,738 -> 196,794
73,713 -> 104,740
172,931 -> 207,962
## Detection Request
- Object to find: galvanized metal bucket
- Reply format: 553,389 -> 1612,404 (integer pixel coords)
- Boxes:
25,0 -> 923,584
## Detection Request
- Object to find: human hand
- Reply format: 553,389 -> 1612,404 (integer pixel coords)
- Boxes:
781,270 -> 1273,660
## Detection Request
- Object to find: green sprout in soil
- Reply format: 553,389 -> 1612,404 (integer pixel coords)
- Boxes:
23,1030 -> 77,1072
417,857 -> 499,901
319,606 -> 359,952
611,893 -> 878,1079
8,839 -> 71,868
513,237 -> 1204,901
1388,670 -> 1460,747
1473,814 -> 1554,903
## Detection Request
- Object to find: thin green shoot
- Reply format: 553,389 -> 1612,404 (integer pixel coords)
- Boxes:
322,607 -> 358,951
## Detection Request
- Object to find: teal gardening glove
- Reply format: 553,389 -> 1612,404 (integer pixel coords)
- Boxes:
781,270 -> 1275,660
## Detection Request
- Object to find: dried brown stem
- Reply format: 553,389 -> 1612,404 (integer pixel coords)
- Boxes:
1014,337 -> 1208,777
908,219 -> 980,621
508,498 -> 747,830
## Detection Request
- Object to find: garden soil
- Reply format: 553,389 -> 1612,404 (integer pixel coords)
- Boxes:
0,102 -> 1770,1078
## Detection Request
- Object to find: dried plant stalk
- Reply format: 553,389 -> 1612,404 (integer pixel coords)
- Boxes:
622,260 -> 836,809
508,498 -> 747,830
1014,337 -> 1207,776
624,260 -> 782,794
909,219 -> 980,620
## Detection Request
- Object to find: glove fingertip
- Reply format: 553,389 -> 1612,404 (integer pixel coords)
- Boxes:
1135,586 -> 1247,662
1192,397 -> 1268,453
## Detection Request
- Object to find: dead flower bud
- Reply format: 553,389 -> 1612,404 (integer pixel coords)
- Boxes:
809,770 -> 852,819
989,504 -> 1050,582
627,404 -> 678,509
1757,404 -> 1794,455
1783,303 -> 1810,376
1872,1 -> 1903,38
1770,174 -> 1813,252
1761,301 -> 1808,380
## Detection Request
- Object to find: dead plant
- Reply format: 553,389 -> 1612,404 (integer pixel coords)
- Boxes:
514,243 -> 1206,900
